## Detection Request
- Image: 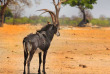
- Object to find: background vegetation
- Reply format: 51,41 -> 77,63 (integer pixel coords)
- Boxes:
4,15 -> 110,27
1,0 -> 110,27
3,5 -> 110,27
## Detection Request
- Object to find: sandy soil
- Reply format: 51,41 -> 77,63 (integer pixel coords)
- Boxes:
0,24 -> 110,74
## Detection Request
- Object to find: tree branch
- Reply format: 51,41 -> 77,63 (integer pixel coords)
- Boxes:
78,5 -> 85,13
1,0 -> 3,6
53,0 -> 57,6
53,0 -> 67,24
1,0 -> 11,13
4,0 -> 6,4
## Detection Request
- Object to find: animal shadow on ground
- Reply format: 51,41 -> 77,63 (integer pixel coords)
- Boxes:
30,72 -> 47,74
30,73 -> 38,74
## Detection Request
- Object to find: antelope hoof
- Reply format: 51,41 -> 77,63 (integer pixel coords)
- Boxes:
38,72 -> 41,74
43,71 -> 46,74
38,70 -> 41,74
23,72 -> 25,74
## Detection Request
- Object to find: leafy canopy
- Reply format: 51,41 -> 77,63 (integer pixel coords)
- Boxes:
64,0 -> 97,9
0,6 -> 13,17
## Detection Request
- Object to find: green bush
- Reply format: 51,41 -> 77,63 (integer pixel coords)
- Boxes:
5,17 -> 13,24
90,19 -> 110,27
5,16 -> 110,27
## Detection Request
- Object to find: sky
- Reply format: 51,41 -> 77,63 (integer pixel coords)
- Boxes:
24,0 -> 110,18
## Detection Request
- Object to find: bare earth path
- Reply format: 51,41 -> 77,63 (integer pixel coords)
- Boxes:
0,24 -> 110,74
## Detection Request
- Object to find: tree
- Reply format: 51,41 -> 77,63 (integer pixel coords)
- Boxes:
0,6 -> 13,23
0,0 -> 11,27
9,4 -> 24,25
4,7 -> 13,18
63,0 -> 97,27
0,0 -> 39,27
79,9 -> 93,20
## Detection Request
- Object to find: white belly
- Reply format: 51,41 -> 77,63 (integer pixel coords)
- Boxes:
36,48 -> 43,53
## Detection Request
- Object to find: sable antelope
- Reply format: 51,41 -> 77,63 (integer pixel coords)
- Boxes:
23,0 -> 66,74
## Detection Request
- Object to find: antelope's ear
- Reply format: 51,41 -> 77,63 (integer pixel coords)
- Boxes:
53,24 -> 56,27
47,21 -> 51,24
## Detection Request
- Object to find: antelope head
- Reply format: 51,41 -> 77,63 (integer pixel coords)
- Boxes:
38,0 -> 67,36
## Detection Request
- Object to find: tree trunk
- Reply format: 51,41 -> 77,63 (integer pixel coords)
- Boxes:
13,16 -> 15,25
0,14 -> 2,27
78,8 -> 89,27
83,10 -> 86,23
0,0 -> 10,27
0,9 -> 4,27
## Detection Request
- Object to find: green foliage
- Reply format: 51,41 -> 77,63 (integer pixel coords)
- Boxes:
0,6 -> 13,17
5,17 -> 13,24
5,15 -> 110,27
20,17 -> 29,24
90,19 -> 110,27
4,7 -> 13,17
64,0 -> 97,9
60,17 -> 81,26
63,0 -> 97,27
29,16 -> 52,25
5,15 -> 81,26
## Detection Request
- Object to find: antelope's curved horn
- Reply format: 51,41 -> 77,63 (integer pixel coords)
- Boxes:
39,11 -> 47,16
38,9 -> 56,25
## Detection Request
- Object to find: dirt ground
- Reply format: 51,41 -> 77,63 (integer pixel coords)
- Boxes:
0,24 -> 110,74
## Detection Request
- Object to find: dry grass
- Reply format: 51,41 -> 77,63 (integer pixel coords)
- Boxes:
0,24 -> 110,74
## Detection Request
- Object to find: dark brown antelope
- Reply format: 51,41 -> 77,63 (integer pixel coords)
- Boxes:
23,0 -> 66,74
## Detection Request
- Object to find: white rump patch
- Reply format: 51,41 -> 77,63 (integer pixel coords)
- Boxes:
27,42 -> 32,52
